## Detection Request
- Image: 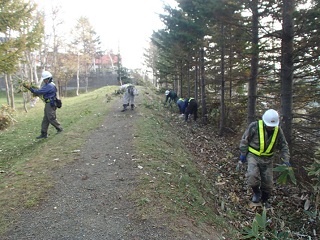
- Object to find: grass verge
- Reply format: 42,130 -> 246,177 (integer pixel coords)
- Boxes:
0,85 -> 237,238
0,86 -> 118,234
131,87 -> 237,238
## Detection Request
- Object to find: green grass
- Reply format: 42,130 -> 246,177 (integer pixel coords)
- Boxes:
0,85 -> 237,238
132,89 -> 237,238
0,86 -> 118,234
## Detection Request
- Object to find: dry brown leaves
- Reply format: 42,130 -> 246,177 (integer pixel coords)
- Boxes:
166,113 -> 319,239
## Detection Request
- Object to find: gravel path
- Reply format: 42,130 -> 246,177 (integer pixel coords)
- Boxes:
3,95 -> 183,240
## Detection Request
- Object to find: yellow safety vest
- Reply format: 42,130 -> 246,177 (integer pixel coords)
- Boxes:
188,98 -> 194,102
248,120 -> 278,157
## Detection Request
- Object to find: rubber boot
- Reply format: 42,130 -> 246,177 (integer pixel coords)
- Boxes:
251,186 -> 261,203
36,132 -> 47,139
121,104 -> 127,112
261,191 -> 271,208
131,104 -> 134,110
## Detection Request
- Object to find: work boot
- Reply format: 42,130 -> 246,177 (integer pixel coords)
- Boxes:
131,104 -> 134,110
251,186 -> 261,203
261,191 -> 271,208
36,132 -> 47,139
56,128 -> 63,134
121,104 -> 127,112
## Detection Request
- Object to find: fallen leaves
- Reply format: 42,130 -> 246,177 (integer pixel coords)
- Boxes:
167,113 -> 318,238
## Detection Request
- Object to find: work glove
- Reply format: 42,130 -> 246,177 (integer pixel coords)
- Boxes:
280,157 -> 291,167
283,161 -> 291,167
23,83 -> 30,90
240,154 -> 246,163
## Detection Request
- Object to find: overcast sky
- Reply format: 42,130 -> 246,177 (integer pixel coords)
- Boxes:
35,0 -> 177,69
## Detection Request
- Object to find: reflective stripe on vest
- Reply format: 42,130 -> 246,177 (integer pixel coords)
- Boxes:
188,98 -> 194,102
248,120 -> 279,156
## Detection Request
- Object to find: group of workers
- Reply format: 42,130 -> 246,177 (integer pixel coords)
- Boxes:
165,89 -> 198,122
165,88 -> 291,209
24,74 -> 291,209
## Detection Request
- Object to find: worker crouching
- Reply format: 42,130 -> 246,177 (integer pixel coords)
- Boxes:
120,84 -> 138,112
184,98 -> 198,122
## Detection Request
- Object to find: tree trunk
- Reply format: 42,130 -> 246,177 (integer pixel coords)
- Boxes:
195,59 -> 198,102
200,48 -> 207,125
219,24 -> 226,136
33,59 -> 38,84
281,0 -> 294,149
187,61 -> 190,98
23,92 -> 28,113
85,66 -> 88,93
76,53 -> 80,96
229,47 -> 233,103
198,57 -> 201,102
152,68 -> 156,87
65,82 -> 68,97
85,75 -> 88,93
4,75 -> 10,106
57,80 -> 62,98
9,75 -> 15,110
117,52 -> 122,86
248,0 -> 259,124
180,64 -> 183,96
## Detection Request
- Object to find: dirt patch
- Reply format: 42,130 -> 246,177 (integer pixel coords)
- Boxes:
3,94 -> 219,240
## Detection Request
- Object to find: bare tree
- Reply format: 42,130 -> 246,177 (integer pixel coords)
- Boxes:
71,16 -> 101,95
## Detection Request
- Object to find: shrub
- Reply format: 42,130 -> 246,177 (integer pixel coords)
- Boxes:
304,146 -> 320,220
0,104 -> 15,130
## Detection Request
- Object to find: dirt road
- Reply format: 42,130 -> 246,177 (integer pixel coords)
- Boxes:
3,95 -> 187,240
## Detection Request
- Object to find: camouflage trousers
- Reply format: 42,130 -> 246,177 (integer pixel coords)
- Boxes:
245,153 -> 274,194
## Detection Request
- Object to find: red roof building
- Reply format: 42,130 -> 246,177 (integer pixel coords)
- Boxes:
95,54 -> 119,67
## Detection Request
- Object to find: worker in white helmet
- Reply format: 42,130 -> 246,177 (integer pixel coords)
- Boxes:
24,71 -> 63,139
239,109 -> 290,208
165,89 -> 178,105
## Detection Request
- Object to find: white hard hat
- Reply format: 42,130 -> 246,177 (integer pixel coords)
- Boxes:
262,109 -> 279,127
165,90 -> 170,96
41,71 -> 52,80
